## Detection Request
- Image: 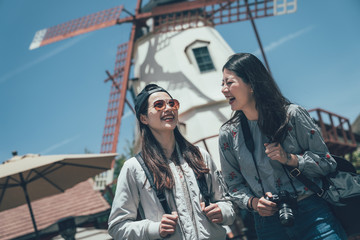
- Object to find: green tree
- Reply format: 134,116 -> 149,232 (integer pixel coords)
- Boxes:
113,139 -> 134,178
346,149 -> 360,173
104,139 -> 134,205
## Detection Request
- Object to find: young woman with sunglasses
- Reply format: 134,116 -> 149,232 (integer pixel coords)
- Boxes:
108,84 -> 235,240
219,53 -> 347,239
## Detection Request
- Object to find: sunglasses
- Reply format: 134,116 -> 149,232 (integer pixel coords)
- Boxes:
152,99 -> 180,111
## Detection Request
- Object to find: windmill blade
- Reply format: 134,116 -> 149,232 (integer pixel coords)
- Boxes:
209,0 -> 297,25
29,5 -> 128,50
149,0 -> 297,33
100,42 -> 130,153
100,22 -> 136,154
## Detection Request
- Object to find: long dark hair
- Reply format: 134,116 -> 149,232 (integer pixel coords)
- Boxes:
137,89 -> 209,191
222,53 -> 291,142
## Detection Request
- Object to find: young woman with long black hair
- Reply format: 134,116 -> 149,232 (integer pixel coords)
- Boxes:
108,84 -> 235,240
219,53 -> 347,239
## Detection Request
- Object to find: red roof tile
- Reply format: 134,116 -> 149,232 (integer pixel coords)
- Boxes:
0,179 -> 110,240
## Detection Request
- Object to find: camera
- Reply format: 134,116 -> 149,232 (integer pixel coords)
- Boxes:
265,190 -> 297,227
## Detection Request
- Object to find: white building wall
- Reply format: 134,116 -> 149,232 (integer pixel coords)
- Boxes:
93,168 -> 113,191
178,101 -> 232,167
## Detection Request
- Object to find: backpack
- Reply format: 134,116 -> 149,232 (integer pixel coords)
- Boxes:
135,152 -> 210,214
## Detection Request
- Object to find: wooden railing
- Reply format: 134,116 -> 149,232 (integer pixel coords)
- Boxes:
308,108 -> 357,156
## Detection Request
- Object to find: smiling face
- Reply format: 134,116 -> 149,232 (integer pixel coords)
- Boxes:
221,68 -> 256,112
140,91 -> 179,134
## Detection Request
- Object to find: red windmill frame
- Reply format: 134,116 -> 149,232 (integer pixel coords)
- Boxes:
30,0 -> 297,154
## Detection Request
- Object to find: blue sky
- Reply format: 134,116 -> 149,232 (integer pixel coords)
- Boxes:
1,0 -> 359,163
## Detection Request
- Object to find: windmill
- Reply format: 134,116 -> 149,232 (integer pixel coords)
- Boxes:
30,0 -> 297,167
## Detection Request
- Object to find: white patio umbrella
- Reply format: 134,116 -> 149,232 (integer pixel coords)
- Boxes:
0,153 -> 117,239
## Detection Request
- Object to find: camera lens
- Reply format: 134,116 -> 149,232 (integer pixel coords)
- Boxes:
278,203 -> 295,227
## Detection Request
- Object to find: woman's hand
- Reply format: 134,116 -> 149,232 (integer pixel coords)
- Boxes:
159,212 -> 178,238
201,202 -> 223,223
264,142 -> 298,167
253,192 -> 278,216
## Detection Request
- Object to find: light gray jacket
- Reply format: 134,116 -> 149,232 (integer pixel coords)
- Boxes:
108,147 -> 235,240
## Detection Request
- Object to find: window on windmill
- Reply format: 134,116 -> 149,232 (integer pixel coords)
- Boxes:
192,46 -> 215,73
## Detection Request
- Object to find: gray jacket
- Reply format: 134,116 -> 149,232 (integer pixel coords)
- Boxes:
108,147 -> 235,240
219,104 -> 337,209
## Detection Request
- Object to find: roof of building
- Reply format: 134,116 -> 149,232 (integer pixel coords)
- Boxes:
0,179 -> 110,240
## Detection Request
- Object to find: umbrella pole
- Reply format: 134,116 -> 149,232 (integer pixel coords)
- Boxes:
19,173 -> 40,240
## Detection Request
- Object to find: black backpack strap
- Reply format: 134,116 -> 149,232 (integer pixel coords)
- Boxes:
135,153 -> 172,214
240,114 -> 266,196
284,155 -> 357,198
240,113 -> 255,153
194,146 -> 211,206
284,165 -> 323,196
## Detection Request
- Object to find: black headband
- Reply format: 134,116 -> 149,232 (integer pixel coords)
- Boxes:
134,84 -> 172,120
